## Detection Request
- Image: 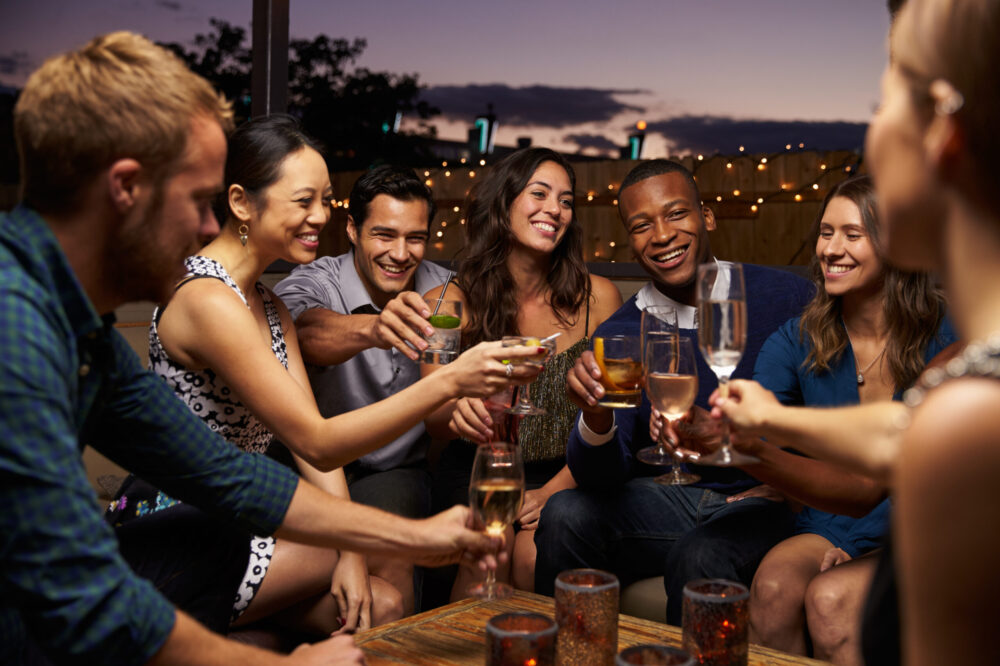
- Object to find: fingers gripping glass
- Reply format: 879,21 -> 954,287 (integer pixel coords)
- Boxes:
502,336 -> 555,415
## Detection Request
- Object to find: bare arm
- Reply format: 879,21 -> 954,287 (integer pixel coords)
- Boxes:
712,379 -> 906,484
157,280 -> 540,471
737,437 -> 887,516
295,290 -> 434,365
896,379 -> 1000,665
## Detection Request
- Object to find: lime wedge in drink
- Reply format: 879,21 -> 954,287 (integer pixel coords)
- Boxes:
428,314 -> 461,329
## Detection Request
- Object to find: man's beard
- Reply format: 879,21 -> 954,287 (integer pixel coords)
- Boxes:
107,185 -> 194,305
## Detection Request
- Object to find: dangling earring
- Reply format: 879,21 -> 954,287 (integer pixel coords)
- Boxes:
238,223 -> 249,247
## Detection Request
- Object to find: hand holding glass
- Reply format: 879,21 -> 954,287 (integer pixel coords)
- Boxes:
502,335 -> 556,415
639,337 -> 700,485
468,442 -> 524,599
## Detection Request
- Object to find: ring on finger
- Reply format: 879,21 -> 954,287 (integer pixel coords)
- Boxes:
505,363 -> 513,378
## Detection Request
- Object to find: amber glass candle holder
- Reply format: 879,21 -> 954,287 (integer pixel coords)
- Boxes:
681,579 -> 749,666
555,568 -> 620,665
486,612 -> 557,666
616,644 -> 696,665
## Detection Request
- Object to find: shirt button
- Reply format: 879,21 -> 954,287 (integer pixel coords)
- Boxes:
79,364 -> 91,377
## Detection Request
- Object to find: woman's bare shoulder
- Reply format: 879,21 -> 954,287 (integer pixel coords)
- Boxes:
903,378 -> 1000,477
588,274 -> 624,323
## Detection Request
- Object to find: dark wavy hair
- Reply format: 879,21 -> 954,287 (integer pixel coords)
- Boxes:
348,164 -> 436,231
456,147 -> 590,346
799,174 -> 945,390
217,114 -> 324,223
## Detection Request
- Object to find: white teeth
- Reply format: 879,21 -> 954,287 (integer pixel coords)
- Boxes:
380,265 -> 406,275
827,265 -> 854,273
298,234 -> 318,242
654,247 -> 686,262
533,222 -> 556,233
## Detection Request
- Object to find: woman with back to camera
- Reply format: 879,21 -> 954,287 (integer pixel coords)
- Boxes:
109,115 -> 541,637
743,175 -> 952,664
714,1 -> 1000,662
424,147 -> 622,595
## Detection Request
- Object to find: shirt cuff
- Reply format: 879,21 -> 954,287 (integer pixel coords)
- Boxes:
577,413 -> 617,446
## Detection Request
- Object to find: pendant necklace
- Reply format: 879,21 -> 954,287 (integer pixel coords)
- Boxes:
847,328 -> 888,385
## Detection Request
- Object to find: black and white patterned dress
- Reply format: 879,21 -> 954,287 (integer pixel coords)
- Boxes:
148,255 -> 289,621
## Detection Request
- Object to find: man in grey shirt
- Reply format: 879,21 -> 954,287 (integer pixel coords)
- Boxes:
275,165 -> 450,613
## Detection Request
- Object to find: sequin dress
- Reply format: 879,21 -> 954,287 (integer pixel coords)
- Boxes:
518,336 -> 589,463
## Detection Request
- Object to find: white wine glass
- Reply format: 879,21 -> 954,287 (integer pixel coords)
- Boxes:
638,337 -> 701,485
502,335 -> 556,415
641,305 -> 679,358
696,262 -> 758,465
468,441 -> 525,600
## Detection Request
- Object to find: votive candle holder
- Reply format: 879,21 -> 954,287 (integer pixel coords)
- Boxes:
555,568 -> 620,665
681,579 -> 749,666
486,612 -> 557,666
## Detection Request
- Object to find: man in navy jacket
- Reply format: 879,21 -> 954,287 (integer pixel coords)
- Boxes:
534,160 -> 814,624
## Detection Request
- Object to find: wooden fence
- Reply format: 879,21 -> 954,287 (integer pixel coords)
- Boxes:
320,149 -> 863,268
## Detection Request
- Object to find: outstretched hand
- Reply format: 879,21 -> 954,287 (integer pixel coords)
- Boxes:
410,505 -> 507,571
445,341 -> 544,399
709,379 -> 782,436
372,291 -> 436,361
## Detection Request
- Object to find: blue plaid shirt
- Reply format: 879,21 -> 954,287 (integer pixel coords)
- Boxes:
0,206 -> 300,665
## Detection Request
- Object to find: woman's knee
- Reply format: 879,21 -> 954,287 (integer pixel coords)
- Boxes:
804,573 -> 854,645
370,576 -> 405,626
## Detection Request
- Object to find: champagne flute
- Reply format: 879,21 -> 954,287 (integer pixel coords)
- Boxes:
696,262 -> 758,465
638,337 -> 701,485
502,335 -> 556,415
468,442 -> 525,600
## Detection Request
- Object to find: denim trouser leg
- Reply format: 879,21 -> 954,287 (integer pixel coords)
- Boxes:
534,478 -> 708,596
662,496 -> 795,625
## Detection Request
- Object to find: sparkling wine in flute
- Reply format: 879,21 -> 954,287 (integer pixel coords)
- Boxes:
698,299 -> 747,388
470,478 -> 524,536
646,373 -> 698,418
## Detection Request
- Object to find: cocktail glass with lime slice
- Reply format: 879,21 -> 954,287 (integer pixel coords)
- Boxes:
422,299 -> 462,364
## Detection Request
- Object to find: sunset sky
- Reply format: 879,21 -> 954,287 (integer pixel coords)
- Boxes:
0,0 -> 893,157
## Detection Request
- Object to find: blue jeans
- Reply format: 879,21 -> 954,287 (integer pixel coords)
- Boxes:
533,478 -> 794,625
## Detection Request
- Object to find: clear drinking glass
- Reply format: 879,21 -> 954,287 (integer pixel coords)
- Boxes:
502,335 -> 556,415
468,441 -> 525,600
638,337 -> 700,485
594,335 -> 643,408
422,298 -> 462,364
695,262 -> 757,466
641,305 -> 679,358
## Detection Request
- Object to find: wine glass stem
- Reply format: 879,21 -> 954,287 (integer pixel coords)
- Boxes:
518,382 -> 533,409
484,565 -> 497,599
672,445 -> 685,483
717,376 -> 733,457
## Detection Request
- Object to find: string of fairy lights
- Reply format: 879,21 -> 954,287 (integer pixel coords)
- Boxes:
329,144 -> 864,263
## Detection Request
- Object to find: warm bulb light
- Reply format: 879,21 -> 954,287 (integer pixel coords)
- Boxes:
453,206 -> 460,212
697,154 -> 704,161
733,189 -> 741,196
436,230 -> 444,237
785,144 -> 792,150
795,194 -> 803,202
739,145 -> 745,152
716,195 -> 723,202
468,171 -> 476,177
479,159 -> 486,166
757,197 -> 764,204
444,170 -> 451,177
726,162 -> 733,169
820,163 -> 827,170
751,204 -> 758,212
757,164 -> 766,171
812,183 -> 819,190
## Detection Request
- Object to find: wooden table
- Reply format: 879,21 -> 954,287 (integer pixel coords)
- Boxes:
355,590 -> 828,665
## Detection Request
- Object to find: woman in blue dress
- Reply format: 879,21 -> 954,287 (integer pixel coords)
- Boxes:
745,175 -> 953,664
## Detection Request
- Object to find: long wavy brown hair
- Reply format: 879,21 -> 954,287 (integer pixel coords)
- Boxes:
456,148 -> 590,347
799,175 -> 945,391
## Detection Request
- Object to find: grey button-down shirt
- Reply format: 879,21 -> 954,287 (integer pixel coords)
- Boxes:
275,251 -> 452,470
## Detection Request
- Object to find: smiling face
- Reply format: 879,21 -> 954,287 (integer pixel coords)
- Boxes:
508,160 -> 574,255
249,146 -> 333,265
619,172 -> 715,300
816,196 -> 884,299
347,194 -> 430,308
